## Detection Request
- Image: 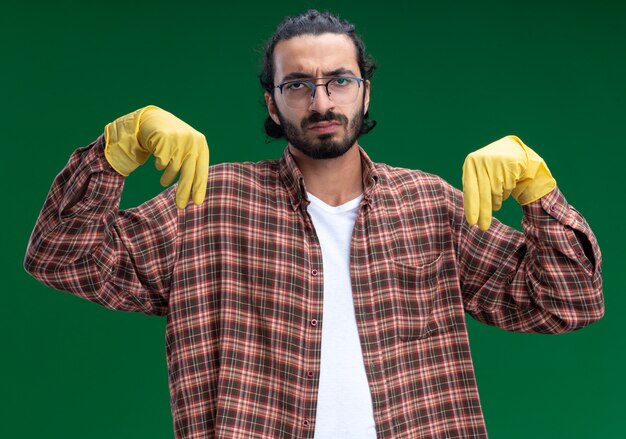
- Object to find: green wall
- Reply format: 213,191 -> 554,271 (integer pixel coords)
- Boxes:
3,0 -> 624,437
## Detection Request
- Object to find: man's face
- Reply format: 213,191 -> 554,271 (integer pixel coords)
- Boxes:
265,33 -> 370,159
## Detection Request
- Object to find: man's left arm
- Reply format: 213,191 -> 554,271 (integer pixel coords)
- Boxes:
447,136 -> 604,333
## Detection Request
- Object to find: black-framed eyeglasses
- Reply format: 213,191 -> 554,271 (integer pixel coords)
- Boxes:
274,76 -> 364,109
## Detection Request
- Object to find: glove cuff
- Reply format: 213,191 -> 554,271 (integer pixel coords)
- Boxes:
509,135 -> 557,205
104,105 -> 159,176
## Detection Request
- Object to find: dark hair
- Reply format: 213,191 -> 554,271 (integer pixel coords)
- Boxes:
260,9 -> 377,139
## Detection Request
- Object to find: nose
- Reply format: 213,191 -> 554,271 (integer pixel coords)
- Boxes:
309,84 -> 335,113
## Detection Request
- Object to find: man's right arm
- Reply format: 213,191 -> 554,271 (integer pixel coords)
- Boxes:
24,107 -> 209,315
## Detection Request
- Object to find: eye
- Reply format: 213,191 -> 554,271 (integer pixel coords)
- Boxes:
333,77 -> 352,86
285,81 -> 306,91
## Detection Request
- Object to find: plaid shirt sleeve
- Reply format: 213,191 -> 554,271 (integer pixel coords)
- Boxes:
442,181 -> 604,333
24,135 -> 180,316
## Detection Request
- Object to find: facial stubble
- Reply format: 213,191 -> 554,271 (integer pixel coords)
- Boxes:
276,96 -> 365,160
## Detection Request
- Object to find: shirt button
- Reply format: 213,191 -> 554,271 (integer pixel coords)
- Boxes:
310,319 -> 318,327
303,420 -> 311,427
311,269 -> 319,276
550,204 -> 557,211
307,370 -> 315,378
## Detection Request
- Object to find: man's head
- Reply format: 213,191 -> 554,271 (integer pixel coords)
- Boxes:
260,10 -> 377,159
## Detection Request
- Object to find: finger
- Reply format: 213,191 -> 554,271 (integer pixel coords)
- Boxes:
477,162 -> 493,231
155,157 -> 168,171
153,142 -> 171,171
492,193 -> 503,212
462,156 -> 480,225
160,159 -> 181,187
503,166 -> 518,190
490,169 -> 505,211
502,187 -> 513,202
175,155 -> 196,209
192,141 -> 209,206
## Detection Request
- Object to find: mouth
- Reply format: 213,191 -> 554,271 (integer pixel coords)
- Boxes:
307,121 -> 342,134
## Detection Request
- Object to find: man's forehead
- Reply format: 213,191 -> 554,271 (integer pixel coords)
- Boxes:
273,33 -> 359,80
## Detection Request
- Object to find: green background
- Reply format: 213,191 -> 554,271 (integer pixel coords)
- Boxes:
2,0 -> 624,437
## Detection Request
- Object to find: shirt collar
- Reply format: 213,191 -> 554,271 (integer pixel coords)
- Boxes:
279,145 -> 381,211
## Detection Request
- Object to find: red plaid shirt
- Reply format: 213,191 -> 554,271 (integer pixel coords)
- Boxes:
25,135 -> 604,438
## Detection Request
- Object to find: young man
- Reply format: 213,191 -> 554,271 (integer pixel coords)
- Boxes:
25,9 -> 603,439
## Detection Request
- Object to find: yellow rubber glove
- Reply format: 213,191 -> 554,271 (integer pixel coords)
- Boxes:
104,105 -> 209,209
462,135 -> 556,231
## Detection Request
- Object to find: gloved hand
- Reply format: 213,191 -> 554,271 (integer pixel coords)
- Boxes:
104,105 -> 209,209
462,135 -> 556,231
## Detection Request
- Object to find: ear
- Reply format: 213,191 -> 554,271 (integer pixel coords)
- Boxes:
364,80 -> 371,114
264,91 -> 281,126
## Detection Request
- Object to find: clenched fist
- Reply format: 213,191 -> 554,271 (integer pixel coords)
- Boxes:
462,135 -> 556,231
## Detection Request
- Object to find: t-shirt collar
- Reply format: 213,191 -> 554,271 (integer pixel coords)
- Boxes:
279,145 -> 381,211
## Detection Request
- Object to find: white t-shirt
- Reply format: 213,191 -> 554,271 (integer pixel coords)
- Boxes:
306,193 -> 377,439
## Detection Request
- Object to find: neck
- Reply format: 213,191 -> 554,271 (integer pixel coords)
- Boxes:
289,143 -> 363,207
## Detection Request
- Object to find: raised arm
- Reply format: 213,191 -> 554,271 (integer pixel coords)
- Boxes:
446,136 -> 604,333
24,107 -> 209,315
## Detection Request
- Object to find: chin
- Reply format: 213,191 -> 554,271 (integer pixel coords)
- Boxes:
316,133 -> 336,142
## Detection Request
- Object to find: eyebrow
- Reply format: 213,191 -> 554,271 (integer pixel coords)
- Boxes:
280,68 -> 357,83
